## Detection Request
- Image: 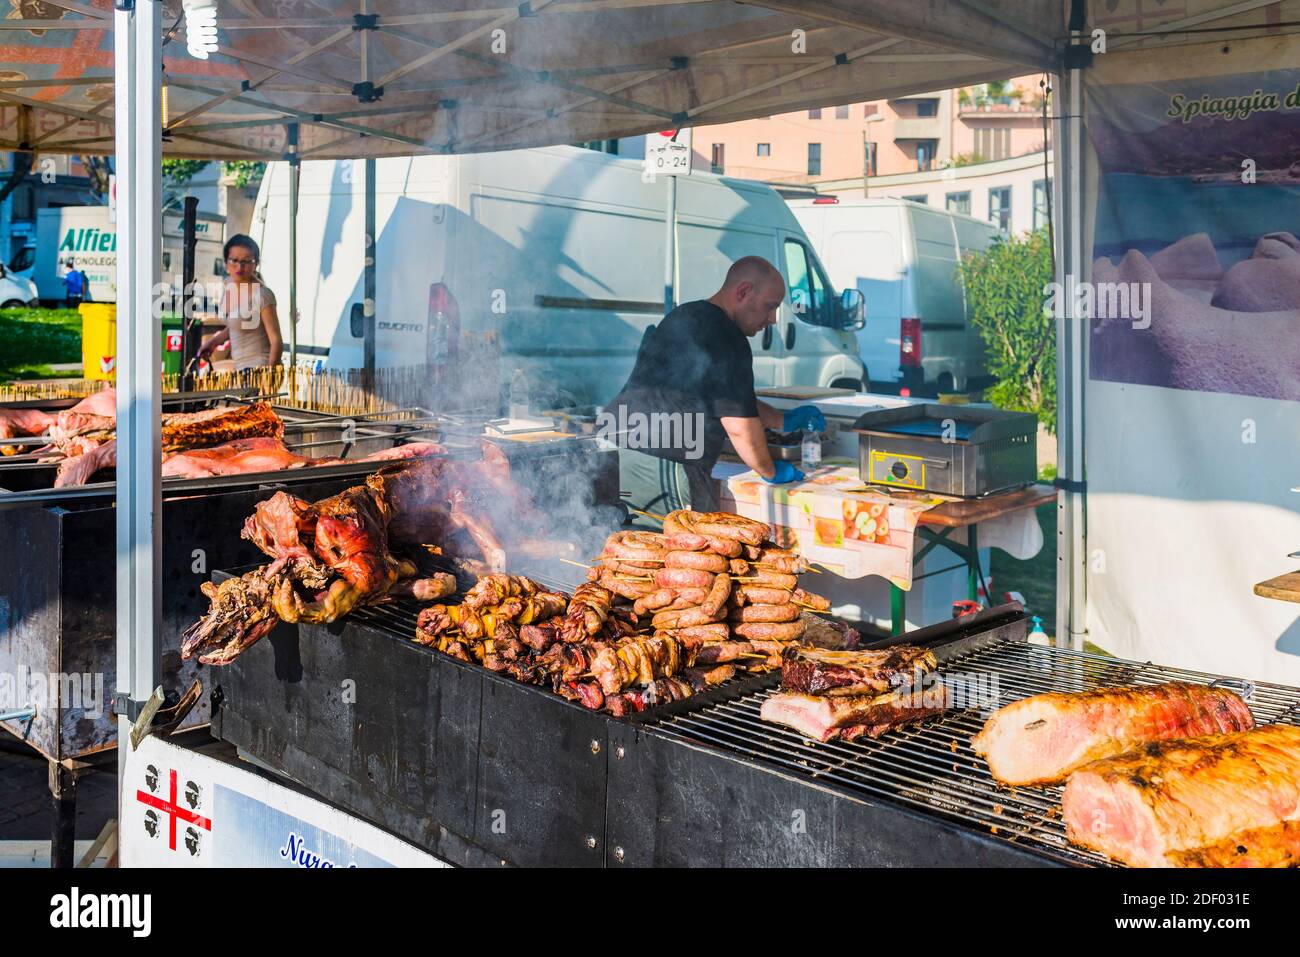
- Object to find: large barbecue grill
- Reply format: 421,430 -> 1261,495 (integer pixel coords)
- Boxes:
0,389 -> 615,867
210,594 -> 1300,867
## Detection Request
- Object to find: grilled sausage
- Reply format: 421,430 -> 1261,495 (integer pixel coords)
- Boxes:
756,549 -> 810,574
727,602 -> 800,623
729,559 -> 751,576
599,568 -> 656,599
665,512 -> 759,556
652,567 -> 716,590
662,532 -> 744,558
733,620 -> 807,641
742,570 -> 798,590
792,587 -> 831,612
675,623 -> 730,642
733,584 -> 794,606
699,572 -> 732,618
664,550 -> 730,573
685,664 -> 737,690
604,530 -> 667,561
652,604 -> 722,630
692,512 -> 769,546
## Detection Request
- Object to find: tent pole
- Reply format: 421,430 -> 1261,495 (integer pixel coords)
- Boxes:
1055,54 -> 1087,650
114,0 -> 162,812
663,173 -> 677,312
364,156 -> 376,389
288,122 -> 300,371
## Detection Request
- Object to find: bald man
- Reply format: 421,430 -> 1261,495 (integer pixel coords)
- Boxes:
607,255 -> 825,514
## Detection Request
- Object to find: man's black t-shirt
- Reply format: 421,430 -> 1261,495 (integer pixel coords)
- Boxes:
608,299 -> 758,468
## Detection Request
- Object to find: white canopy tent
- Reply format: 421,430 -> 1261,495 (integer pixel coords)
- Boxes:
82,0 -> 1300,784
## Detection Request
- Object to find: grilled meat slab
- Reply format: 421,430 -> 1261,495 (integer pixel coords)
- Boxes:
780,644 -> 937,696
1167,820 -> 1300,869
1062,724 -> 1300,868
760,682 -> 949,741
160,401 -> 283,453
972,682 -> 1255,786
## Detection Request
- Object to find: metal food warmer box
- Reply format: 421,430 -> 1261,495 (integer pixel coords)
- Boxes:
851,404 -> 1037,498
209,592 -> 1300,868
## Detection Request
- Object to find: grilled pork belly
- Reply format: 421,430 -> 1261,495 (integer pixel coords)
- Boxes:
972,683 -> 1255,786
1167,820 -> 1300,869
1062,724 -> 1300,868
760,682 -> 949,742
781,645 -> 937,697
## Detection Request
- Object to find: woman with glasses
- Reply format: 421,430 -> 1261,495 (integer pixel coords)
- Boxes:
198,234 -> 283,370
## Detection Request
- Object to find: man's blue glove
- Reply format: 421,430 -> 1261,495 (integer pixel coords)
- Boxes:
762,461 -> 805,485
782,405 -> 826,433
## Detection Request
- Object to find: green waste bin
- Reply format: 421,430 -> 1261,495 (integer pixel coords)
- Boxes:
161,314 -> 185,376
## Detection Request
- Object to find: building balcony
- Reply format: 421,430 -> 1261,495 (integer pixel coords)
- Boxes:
892,116 -> 943,140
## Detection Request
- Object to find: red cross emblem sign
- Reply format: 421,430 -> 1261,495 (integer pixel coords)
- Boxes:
137,767 -> 213,852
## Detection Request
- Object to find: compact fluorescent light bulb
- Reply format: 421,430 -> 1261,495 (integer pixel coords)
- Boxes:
182,0 -> 219,59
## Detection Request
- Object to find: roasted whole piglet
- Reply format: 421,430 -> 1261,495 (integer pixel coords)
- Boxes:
269,483 -> 417,623
180,568 -> 282,666
184,455 -> 518,665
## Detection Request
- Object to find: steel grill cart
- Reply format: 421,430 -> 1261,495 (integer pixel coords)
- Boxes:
209,600 -> 1300,867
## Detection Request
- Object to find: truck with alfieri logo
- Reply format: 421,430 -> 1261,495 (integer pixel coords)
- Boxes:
30,204 -> 227,306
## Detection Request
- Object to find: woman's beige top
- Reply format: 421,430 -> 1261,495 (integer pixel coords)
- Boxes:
220,279 -> 278,370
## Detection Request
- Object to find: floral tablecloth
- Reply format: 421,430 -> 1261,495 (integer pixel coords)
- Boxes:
720,463 -> 946,590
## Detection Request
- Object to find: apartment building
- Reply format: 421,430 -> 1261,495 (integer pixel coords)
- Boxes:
690,77 -> 1050,235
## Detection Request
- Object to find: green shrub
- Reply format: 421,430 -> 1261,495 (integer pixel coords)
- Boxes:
958,229 -> 1056,434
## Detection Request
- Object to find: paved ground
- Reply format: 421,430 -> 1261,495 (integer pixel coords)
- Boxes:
0,739 -> 117,844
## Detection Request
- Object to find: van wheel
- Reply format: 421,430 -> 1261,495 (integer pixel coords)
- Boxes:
831,376 -> 866,393
1,300 -> 25,309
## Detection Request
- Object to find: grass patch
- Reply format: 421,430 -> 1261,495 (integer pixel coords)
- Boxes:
989,501 -> 1057,635
0,308 -> 82,381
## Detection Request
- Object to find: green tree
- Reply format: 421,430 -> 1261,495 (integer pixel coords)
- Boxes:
958,229 -> 1056,433
161,158 -> 208,186
160,159 -> 266,189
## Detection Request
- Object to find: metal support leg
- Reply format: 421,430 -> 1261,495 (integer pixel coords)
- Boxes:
890,585 -> 905,636
49,761 -> 77,869
967,523 -> 980,602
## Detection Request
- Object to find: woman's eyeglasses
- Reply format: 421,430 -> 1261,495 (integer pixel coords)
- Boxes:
226,257 -> 256,267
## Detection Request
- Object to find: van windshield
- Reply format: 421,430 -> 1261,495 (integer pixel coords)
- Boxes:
783,238 -> 832,326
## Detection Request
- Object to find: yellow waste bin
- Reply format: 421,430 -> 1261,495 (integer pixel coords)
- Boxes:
80,303 -> 117,380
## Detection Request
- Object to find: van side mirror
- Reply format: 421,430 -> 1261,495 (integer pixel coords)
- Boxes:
840,287 -> 865,330
350,301 -> 365,338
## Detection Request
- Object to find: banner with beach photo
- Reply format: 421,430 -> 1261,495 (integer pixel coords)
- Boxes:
1086,59 -> 1300,398
1080,35 -> 1300,686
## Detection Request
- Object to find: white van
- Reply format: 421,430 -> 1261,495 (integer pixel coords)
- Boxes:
253,146 -> 865,407
790,197 -> 998,394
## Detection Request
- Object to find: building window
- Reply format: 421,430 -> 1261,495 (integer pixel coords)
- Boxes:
915,140 -> 938,172
807,143 -> 821,176
916,99 -> 939,117
808,108 -> 822,119
1033,178 -> 1050,231
903,195 -> 928,206
946,191 -> 971,215
864,103 -> 878,118
835,104 -> 849,119
863,141 -> 878,177
757,143 -> 771,157
711,144 -> 725,174
989,186 -> 1012,233
974,127 -> 1012,160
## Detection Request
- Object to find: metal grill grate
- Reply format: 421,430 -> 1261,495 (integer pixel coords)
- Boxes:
638,638 -> 1300,867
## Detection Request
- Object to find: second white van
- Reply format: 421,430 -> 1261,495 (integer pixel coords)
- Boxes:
790,197 -> 998,395
253,146 -> 866,408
